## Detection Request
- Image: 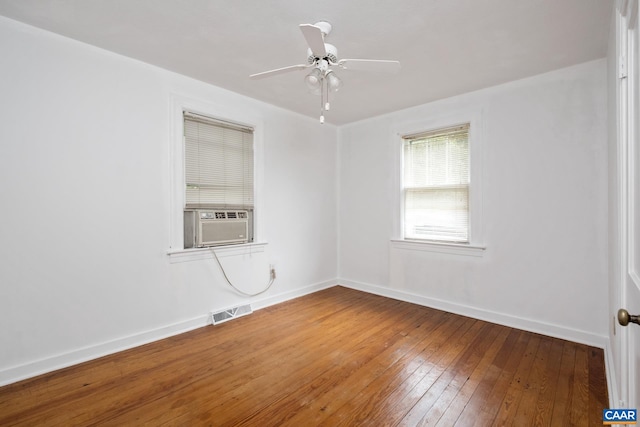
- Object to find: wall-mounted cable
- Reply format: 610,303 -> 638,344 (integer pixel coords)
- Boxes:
209,248 -> 275,297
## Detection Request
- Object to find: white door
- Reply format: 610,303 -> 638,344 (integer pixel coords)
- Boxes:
627,0 -> 640,406
615,0 -> 640,410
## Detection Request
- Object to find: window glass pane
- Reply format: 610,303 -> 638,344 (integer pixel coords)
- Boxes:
403,124 -> 470,243
404,186 -> 469,242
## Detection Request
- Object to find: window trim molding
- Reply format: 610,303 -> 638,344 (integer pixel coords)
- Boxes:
391,108 -> 484,252
167,242 -> 267,263
168,94 -> 265,252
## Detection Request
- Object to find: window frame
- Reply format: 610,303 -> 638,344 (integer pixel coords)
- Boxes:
391,109 -> 485,256
168,94 -> 265,260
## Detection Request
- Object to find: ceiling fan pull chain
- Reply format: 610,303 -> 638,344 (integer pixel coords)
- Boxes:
319,78 -> 325,124
325,75 -> 331,111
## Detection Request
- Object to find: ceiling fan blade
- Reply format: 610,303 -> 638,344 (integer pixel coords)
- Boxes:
249,64 -> 311,79
337,59 -> 401,73
299,24 -> 327,58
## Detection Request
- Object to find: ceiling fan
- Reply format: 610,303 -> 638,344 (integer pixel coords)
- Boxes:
250,21 -> 401,123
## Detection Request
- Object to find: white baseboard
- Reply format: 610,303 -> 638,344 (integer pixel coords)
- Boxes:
0,314 -> 209,387
250,279 -> 336,311
338,278 -> 608,349
0,279 -> 337,387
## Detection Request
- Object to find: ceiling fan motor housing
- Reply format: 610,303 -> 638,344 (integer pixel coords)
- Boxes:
307,43 -> 338,65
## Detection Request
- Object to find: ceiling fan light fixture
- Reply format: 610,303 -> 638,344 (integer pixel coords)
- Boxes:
326,70 -> 342,92
304,68 -> 322,91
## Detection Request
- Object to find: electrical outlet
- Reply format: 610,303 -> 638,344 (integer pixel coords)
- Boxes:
270,264 -> 276,279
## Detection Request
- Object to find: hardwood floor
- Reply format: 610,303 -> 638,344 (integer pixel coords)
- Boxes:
0,286 -> 608,426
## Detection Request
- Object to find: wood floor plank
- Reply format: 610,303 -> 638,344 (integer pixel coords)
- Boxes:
435,327 -> 518,427
468,330 -> 532,426
417,325 -> 511,426
531,338 -> 564,426
398,322 -> 506,426
306,312 -> 465,425
296,312 -> 467,426
343,319 -> 481,426
511,336 -> 553,425
588,346 -> 608,423
0,287 -> 609,426
549,340 -> 578,425
569,344 -> 591,427
212,302 -> 426,426
240,306 -> 449,426
488,332 -> 542,426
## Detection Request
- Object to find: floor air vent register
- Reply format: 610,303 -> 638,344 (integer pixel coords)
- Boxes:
211,304 -> 253,325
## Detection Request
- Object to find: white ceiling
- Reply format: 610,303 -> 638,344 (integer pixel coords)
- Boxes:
0,0 -> 612,125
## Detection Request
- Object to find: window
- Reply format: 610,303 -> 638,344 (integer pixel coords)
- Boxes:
402,124 -> 470,243
168,94 -> 264,260
183,111 -> 255,245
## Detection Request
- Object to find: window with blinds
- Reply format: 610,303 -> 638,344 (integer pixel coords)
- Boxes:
402,124 -> 470,243
183,112 -> 254,210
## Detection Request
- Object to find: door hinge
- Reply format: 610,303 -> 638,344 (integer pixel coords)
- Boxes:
620,55 -> 628,79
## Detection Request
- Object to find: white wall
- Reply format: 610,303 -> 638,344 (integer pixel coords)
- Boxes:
338,59 -> 609,346
0,17 -> 337,385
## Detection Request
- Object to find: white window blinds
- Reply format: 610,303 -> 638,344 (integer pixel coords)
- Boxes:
184,112 -> 254,209
403,124 -> 470,243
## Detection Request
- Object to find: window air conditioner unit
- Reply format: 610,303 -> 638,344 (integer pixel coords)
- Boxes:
184,210 -> 249,248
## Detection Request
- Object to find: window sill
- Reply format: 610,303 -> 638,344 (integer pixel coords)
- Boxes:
390,239 -> 486,257
167,242 -> 267,263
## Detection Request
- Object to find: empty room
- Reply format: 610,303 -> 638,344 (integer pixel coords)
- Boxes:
0,0 -> 638,425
